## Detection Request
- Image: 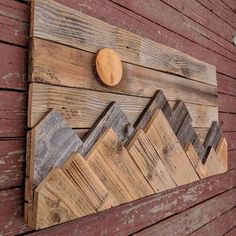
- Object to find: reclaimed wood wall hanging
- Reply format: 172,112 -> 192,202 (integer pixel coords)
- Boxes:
25,0 -> 227,230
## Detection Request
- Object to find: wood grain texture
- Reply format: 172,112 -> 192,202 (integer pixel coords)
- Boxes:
30,38 -> 217,106
0,90 -> 27,137
86,128 -> 154,203
0,140 -> 25,189
135,188 -> 236,236
28,83 -> 218,129
204,147 -> 226,176
24,169 -> 236,236
0,43 -> 27,90
112,0 -> 236,62
80,102 -> 134,156
62,152 -> 118,211
127,129 -> 176,192
191,207 -> 236,236
29,109 -> 83,189
144,110 -> 199,185
95,48 -> 123,86
216,137 -> 228,170
184,143 -> 207,179
31,0 -> 216,85
34,167 -> 95,229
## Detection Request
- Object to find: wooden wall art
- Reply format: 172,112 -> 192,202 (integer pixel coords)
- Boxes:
25,0 -> 227,230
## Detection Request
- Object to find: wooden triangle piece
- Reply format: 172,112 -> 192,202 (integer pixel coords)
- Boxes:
33,167 -> 95,230
127,129 -> 176,192
216,137 -> 228,171
184,143 -> 207,179
144,110 -> 200,185
80,102 -> 134,155
86,128 -> 154,204
62,152 -> 118,211
204,147 -> 226,176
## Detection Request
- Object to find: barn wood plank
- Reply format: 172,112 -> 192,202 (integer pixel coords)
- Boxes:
217,74 -> 236,97
184,143 -> 207,179
0,43 -> 27,90
160,0 -> 236,47
31,0 -> 216,85
144,110 -> 199,185
219,113 -> 236,132
33,168 -> 96,229
204,147 -> 226,176
224,132 -> 236,150
80,102 -> 134,156
0,140 -> 25,190
216,137 -> 228,171
225,227 -> 236,236
218,93 -> 236,113
222,0 -> 236,12
112,0 -> 236,61
62,152 -> 118,211
127,129 -> 176,192
28,83 -> 218,129
191,207 -> 236,236
135,188 -> 236,236
51,0 -> 236,79
0,90 -> 27,137
86,128 -> 154,203
23,169 -> 236,236
229,150 -> 236,170
196,0 -> 236,30
30,38 -> 217,107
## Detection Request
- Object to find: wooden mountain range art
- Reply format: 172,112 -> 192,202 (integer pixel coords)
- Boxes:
25,91 -> 227,230
26,0 -> 225,231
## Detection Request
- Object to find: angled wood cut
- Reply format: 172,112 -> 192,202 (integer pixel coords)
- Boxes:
86,128 -> 154,203
144,110 -> 200,185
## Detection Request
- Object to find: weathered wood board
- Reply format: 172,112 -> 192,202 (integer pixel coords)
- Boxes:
33,168 -> 95,229
28,0 -> 218,136
144,110 -> 200,185
86,128 -> 154,203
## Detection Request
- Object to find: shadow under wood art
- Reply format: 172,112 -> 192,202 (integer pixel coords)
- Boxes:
25,0 -> 227,230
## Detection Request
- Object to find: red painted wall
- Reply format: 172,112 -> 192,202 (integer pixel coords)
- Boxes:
0,0 -> 235,235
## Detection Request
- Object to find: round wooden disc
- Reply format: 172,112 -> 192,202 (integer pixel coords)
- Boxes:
95,48 -> 123,86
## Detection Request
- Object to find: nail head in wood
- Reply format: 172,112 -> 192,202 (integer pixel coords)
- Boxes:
95,48 -> 123,86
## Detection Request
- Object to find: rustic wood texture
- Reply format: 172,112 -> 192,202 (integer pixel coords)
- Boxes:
216,137 -> 228,170
95,48 -> 123,86
30,38 -> 217,106
62,152 -> 118,211
144,109 -> 200,185
80,102 -> 134,156
86,128 -> 154,203
33,167 -> 95,229
1,0 -> 235,234
28,83 -> 217,129
135,188 -> 236,236
23,169 -> 236,236
127,129 -> 176,191
31,0 -> 216,85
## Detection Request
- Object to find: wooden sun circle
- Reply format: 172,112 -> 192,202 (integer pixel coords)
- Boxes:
95,48 -> 123,86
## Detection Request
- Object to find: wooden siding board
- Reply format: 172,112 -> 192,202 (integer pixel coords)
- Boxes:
52,0 -> 236,79
23,169 -> 236,235
0,140 -> 25,190
135,188 -> 236,236
191,207 -> 236,236
0,0 -> 236,234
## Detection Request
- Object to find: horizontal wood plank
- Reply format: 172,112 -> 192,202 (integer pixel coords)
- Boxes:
0,43 -> 27,90
0,139 -> 25,190
135,188 -> 236,235
51,0 -> 236,79
0,90 -> 27,137
191,207 -> 236,236
28,83 -> 218,129
24,169 -> 236,235
218,93 -> 236,113
219,113 -> 236,132
31,38 -> 217,106
32,0 -> 216,85
112,0 -> 236,62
